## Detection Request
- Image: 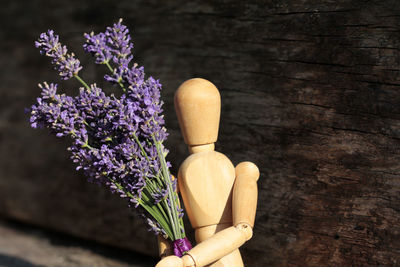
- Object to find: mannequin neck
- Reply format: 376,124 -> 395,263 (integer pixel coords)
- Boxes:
188,143 -> 215,154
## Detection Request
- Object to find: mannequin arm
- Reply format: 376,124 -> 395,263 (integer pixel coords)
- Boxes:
156,225 -> 249,267
233,161 -> 260,228
156,162 -> 259,267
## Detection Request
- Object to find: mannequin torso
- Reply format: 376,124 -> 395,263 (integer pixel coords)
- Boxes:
178,148 -> 243,266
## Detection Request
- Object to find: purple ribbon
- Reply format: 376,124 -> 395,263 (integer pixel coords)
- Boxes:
173,237 -> 193,257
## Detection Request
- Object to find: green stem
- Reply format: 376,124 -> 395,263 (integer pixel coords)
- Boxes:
133,135 -> 167,189
141,188 -> 174,238
131,132 -> 179,239
74,74 -> 90,90
132,133 -> 151,162
104,61 -> 126,92
77,134 -> 176,239
154,136 -> 183,239
111,178 -> 174,239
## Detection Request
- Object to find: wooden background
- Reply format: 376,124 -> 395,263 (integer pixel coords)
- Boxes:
0,0 -> 399,266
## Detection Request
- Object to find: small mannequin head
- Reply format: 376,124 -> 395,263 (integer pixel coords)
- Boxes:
174,78 -> 221,148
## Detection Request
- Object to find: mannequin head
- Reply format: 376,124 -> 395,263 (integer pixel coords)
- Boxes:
174,78 -> 221,146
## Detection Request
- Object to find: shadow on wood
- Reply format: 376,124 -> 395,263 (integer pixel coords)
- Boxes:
0,1 -> 399,266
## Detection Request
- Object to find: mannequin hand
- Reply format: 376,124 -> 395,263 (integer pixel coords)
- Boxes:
155,255 -> 184,267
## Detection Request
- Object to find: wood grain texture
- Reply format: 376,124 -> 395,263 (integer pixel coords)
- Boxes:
0,0 -> 399,266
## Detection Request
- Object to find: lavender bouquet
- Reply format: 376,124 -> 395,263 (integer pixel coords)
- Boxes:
29,19 -> 191,256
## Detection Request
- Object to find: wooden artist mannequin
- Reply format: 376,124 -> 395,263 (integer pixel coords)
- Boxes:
156,78 -> 260,267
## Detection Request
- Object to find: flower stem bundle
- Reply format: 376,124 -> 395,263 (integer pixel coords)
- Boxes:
30,19 -> 191,256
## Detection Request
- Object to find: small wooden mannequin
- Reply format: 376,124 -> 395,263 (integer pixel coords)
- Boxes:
156,78 -> 260,267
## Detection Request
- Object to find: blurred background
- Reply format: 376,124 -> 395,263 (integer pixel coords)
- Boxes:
0,0 -> 400,266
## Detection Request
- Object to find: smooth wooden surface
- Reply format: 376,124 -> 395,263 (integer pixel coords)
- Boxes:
233,162 -> 260,228
175,78 -> 259,267
188,143 -> 215,154
177,156 -> 258,267
175,78 -> 221,146
1,1 -> 400,266
155,255 -> 184,267
194,222 -> 231,243
187,226 -> 245,267
178,151 -> 236,229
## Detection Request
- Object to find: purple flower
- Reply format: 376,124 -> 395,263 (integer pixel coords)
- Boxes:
105,18 -> 134,67
83,32 -> 112,64
84,19 -> 134,86
35,30 -> 82,80
30,20 -> 190,247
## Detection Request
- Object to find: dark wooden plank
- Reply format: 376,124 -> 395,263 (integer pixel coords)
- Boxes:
0,0 -> 399,266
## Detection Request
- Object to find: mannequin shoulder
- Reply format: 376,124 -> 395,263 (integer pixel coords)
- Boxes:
179,151 -> 234,176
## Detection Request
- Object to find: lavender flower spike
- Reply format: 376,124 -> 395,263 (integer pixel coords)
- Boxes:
84,19 -> 134,89
83,31 -> 112,64
30,20 -> 191,256
105,18 -> 134,67
83,18 -> 133,68
35,30 -> 82,80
